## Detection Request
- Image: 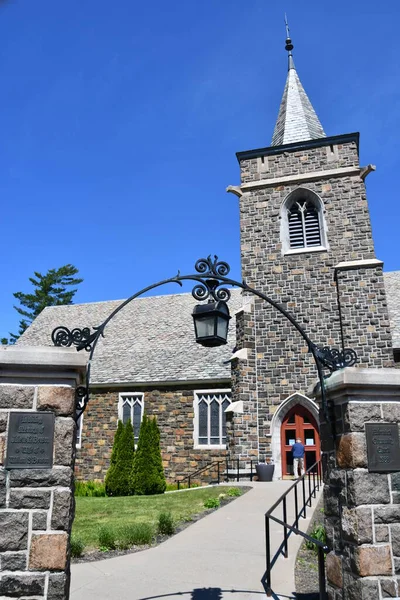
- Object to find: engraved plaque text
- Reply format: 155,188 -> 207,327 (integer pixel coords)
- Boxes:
5,412 -> 54,469
365,422 -> 400,473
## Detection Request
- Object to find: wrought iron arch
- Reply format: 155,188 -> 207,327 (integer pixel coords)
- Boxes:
51,255 -> 357,422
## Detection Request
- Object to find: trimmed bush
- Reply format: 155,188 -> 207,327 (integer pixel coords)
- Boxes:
157,512 -> 175,535
98,525 -> 117,551
106,419 -> 135,496
131,414 -> 166,495
105,420 -> 124,496
70,535 -> 85,558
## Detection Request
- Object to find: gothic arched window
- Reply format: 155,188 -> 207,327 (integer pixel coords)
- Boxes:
281,188 -> 328,254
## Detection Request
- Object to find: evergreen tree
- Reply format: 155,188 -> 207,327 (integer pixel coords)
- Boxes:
106,419 -> 135,496
105,420 -> 124,496
8,264 -> 83,343
132,414 -> 166,495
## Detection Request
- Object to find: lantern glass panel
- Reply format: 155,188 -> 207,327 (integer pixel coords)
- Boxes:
217,315 -> 229,340
195,316 -> 215,339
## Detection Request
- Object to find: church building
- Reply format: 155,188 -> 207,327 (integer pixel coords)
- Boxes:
19,29 -> 400,482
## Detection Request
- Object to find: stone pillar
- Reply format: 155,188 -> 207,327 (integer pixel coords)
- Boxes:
0,346 -> 86,600
313,367 -> 400,600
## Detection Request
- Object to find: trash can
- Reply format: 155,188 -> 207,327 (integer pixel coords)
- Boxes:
255,463 -> 275,482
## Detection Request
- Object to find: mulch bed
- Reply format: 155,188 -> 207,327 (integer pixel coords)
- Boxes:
294,495 -> 325,598
72,486 -> 251,564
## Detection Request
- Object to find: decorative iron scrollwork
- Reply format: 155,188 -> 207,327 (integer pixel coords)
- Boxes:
75,385 -> 89,422
192,256 -> 231,302
51,254 -> 358,423
312,345 -> 358,373
51,325 -> 104,352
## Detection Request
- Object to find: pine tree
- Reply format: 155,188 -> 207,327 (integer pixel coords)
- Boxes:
132,414 -> 166,495
105,420 -> 124,496
9,264 -> 83,343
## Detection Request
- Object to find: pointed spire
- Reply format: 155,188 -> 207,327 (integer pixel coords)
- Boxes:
271,18 -> 326,146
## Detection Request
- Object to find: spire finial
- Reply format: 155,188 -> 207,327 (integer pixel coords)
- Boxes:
284,14 -> 294,70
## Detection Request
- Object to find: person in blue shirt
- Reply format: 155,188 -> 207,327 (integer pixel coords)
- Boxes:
292,438 -> 305,478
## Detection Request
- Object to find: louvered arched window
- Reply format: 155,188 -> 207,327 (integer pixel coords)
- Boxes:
281,188 -> 328,254
288,200 -> 321,249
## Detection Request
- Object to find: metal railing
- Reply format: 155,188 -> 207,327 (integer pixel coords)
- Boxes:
176,458 -> 258,490
261,460 -> 330,600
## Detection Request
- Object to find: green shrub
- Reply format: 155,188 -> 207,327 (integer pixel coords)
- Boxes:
131,414 -> 166,496
106,420 -> 135,496
118,523 -> 154,548
204,497 -> 220,509
305,524 -> 327,553
157,512 -> 175,535
98,525 -> 117,551
70,534 -> 85,558
105,420 -> 124,496
75,480 -> 106,497
227,487 -> 242,497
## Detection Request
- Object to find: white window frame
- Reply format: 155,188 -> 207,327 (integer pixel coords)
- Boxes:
76,413 -> 83,449
118,393 -> 144,441
193,389 -> 231,450
280,187 -> 329,255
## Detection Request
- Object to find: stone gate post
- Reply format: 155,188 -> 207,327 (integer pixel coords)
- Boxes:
0,346 -> 87,600
313,367 -> 400,600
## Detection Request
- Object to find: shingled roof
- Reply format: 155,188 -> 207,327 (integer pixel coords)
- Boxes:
17,289 -> 244,386
17,272 -> 400,385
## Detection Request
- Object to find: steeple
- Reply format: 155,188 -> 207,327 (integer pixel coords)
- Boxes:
271,18 -> 326,146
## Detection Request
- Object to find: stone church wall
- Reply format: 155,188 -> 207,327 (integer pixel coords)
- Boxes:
76,384 -> 230,483
232,138 -> 394,462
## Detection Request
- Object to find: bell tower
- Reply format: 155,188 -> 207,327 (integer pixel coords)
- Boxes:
227,22 -> 393,474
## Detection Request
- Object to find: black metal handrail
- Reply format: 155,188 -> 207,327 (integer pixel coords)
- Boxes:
261,460 -> 329,600
176,458 -> 258,490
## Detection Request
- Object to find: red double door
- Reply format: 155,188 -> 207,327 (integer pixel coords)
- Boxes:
280,405 -> 320,477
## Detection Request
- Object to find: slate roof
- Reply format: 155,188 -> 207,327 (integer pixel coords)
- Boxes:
16,272 -> 400,385
17,289 -> 244,385
271,56 -> 326,147
384,271 -> 400,349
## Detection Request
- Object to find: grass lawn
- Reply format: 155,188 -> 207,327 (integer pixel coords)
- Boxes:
73,486 -> 241,549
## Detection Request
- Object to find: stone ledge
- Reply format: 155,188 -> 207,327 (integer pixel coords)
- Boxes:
334,258 -> 384,271
234,165 -> 362,193
312,367 -> 400,400
0,346 -> 87,385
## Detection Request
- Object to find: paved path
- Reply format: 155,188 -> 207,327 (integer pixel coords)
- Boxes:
71,481 -> 322,600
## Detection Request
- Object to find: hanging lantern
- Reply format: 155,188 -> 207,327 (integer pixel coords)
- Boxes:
192,300 -> 231,348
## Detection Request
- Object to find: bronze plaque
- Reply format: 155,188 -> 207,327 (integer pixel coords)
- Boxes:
365,423 -> 400,473
5,412 -> 54,469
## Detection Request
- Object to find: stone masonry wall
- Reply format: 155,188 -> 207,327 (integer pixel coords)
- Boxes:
233,139 -> 394,464
316,368 -> 400,600
0,383 -> 76,600
76,384 -> 230,483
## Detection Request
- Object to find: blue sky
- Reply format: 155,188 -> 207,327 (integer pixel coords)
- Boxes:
0,0 -> 399,339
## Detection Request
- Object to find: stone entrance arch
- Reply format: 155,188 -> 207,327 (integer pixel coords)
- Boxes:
270,392 -> 319,479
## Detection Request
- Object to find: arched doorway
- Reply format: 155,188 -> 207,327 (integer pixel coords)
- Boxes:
270,392 -> 320,480
280,404 -> 320,477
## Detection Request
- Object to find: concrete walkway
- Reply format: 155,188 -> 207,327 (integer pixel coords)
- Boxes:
71,481 -> 322,600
